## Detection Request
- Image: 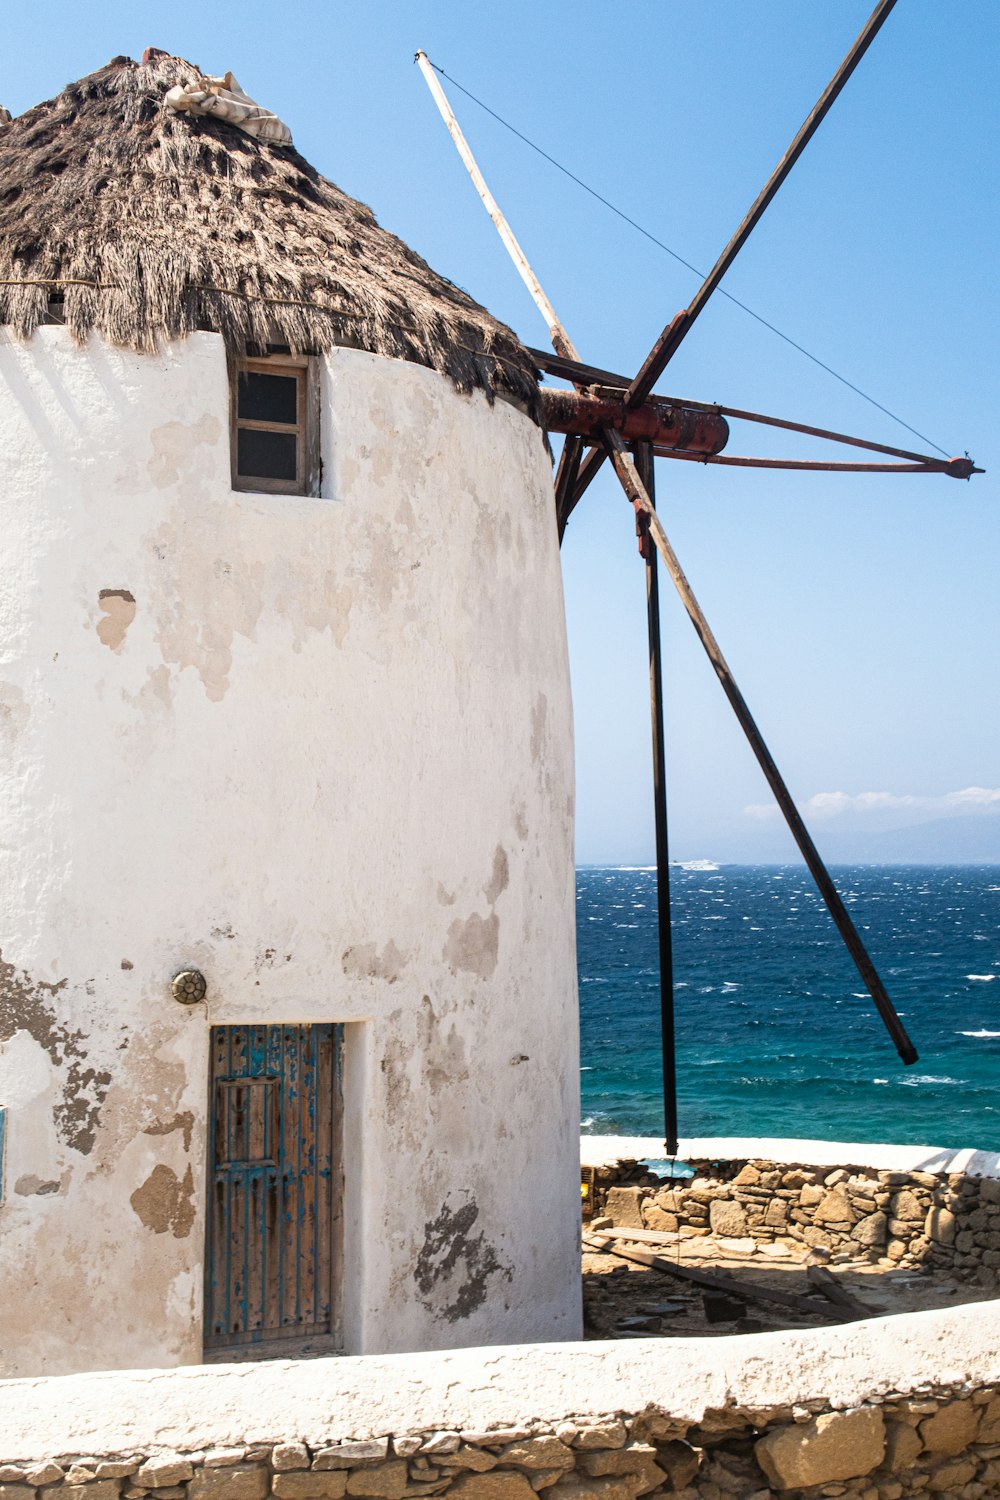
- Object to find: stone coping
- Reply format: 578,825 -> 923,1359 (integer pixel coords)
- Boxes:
3,1300 -> 1000,1459
580,1135 -> 1000,1177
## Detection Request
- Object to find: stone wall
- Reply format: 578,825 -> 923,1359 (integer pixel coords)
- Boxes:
589,1157 -> 1000,1284
5,1384 -> 1000,1499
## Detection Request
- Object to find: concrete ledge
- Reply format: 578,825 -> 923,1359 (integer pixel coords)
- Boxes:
3,1300 -> 1000,1458
581,1135 -> 1000,1177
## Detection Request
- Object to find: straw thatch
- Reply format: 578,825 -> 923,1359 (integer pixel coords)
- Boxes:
0,53 -> 540,407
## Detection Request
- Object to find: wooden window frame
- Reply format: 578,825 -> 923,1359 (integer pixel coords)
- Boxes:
231,353 -> 321,497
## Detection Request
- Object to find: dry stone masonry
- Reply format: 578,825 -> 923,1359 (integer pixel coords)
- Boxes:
4,1389 -> 1000,1500
588,1156 -> 1000,1283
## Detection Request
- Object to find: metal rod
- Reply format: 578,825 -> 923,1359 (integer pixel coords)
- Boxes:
635,443 -> 679,1155
530,346 -> 982,476
555,435 -> 585,540
653,452 -> 956,476
602,423 -> 918,1065
415,50 -> 580,362
626,0 -> 899,406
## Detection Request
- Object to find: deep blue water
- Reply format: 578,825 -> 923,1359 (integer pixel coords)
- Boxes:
577,865 -> 1000,1150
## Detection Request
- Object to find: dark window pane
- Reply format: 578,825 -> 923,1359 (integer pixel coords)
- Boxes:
237,370 -> 298,425
238,428 -> 298,481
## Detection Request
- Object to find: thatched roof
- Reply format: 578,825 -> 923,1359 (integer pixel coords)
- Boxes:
0,52 -> 540,407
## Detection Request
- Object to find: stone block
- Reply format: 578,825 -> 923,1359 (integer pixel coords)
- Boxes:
526,1471 -> 563,1492
883,1420 -> 922,1471
315,1444 -> 390,1471
420,1437 -> 460,1457
641,1206 -> 677,1233
95,1466 -> 141,1482
575,1443 -> 659,1479
447,1476 -> 536,1500
976,1395 -> 1000,1443
709,1200 -> 748,1238
0,1489 -> 36,1500
653,1441 -> 699,1490
274,1447 -> 311,1473
436,1450 -> 497,1473
274,1476 -> 348,1500
190,1467 -> 268,1500
498,1441 -> 574,1472
799,1185 -> 825,1207
63,1485 -> 122,1500
25,1464 -> 66,1486
604,1188 -> 645,1229
926,1457 -> 977,1491
852,1212 -> 888,1248
980,1178 -> 1000,1205
66,1469 -> 99,1486
540,1481 -> 635,1500
890,1190 -> 926,1222
956,1231 -> 976,1253
813,1191 -> 855,1225
754,1408 -> 884,1489
346,1462 -> 410,1499
136,1460 -> 193,1489
929,1206 -> 959,1242
763,1200 -> 789,1228
461,1433 -> 531,1450
572,1425 -> 627,1451
733,1165 -> 761,1186
919,1399 -> 979,1455
204,1453 -> 247,1469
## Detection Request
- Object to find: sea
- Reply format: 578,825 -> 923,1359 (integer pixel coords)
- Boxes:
577,864 -> 1000,1152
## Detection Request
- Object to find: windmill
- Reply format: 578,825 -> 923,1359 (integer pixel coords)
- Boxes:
416,0 -> 983,1155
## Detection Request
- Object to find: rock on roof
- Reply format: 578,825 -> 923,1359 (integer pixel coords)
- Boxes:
0,52 -> 539,407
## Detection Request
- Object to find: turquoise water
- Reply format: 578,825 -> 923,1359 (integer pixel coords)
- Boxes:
577,865 -> 1000,1150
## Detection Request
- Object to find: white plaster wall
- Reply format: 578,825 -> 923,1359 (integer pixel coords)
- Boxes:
581,1135 -> 1000,1177
0,329 -> 579,1376
3,1298 -> 1000,1457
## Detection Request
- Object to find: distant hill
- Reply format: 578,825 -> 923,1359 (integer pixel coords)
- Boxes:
671,811 -> 1000,866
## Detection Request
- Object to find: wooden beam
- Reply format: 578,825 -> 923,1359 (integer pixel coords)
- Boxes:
584,1234 -> 846,1321
555,435 -> 585,540
626,0 -> 900,406
415,52 -> 580,362
806,1263 -> 872,1320
635,443 -> 678,1157
601,423 -> 918,1067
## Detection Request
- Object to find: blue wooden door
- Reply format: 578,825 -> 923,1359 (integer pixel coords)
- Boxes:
205,1023 -> 342,1349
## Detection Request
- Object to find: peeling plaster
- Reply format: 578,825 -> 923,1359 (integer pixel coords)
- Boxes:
143,1111 -> 195,1153
414,1192 -> 512,1323
342,941 -> 408,983
484,845 -> 509,905
96,590 -> 136,651
147,413 -> 221,489
0,953 -> 106,1155
442,912 -> 499,980
130,1164 -> 196,1238
14,1174 -> 62,1196
0,681 -> 29,745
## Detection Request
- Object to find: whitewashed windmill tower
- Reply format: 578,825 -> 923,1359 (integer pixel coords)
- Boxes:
0,52 -> 582,1375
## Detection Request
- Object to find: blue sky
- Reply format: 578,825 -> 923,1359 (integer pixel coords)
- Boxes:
5,3 -> 997,862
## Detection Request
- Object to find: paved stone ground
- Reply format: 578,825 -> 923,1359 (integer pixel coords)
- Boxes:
582,1234 -> 999,1340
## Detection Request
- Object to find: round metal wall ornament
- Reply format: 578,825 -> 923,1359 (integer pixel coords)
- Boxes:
172,969 -> 207,1005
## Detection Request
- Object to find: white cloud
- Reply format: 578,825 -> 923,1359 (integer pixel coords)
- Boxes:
744,786 -> 1000,822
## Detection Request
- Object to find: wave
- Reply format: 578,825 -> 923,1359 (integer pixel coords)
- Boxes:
957,1030 -> 1000,1039
967,974 -> 997,982
900,1074 -> 962,1087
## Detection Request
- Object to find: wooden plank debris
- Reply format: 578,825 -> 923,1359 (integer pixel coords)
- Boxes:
584,1232 -> 846,1322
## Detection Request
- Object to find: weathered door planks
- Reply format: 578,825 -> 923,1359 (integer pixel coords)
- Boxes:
205,1022 -> 342,1349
